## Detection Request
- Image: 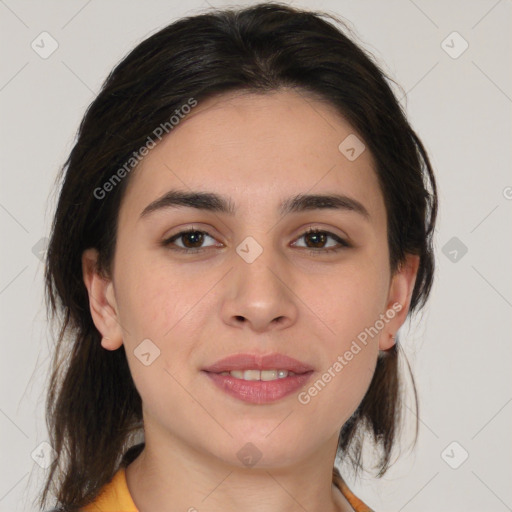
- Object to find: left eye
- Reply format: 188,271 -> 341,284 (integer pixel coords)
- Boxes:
292,228 -> 350,253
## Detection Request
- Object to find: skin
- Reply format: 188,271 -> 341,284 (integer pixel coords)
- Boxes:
82,89 -> 419,512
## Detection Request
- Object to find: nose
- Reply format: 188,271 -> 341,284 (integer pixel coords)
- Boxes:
220,246 -> 299,333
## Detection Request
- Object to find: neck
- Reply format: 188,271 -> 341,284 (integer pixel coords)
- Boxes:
124,430 -> 354,512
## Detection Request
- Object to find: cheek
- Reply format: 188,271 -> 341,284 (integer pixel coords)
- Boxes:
114,265 -> 201,413
312,259 -> 389,345
114,250 -> 197,336
114,257 -> 213,380
297,260 -> 386,422
298,335 -> 379,435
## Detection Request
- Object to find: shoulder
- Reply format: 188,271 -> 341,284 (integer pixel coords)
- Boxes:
332,466 -> 375,512
79,467 -> 138,512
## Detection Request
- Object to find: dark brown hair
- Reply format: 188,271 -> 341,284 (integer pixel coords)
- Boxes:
39,2 -> 437,510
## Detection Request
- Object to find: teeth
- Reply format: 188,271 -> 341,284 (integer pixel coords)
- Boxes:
218,369 -> 296,381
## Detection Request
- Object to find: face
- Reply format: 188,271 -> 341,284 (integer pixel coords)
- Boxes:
83,89 -> 418,468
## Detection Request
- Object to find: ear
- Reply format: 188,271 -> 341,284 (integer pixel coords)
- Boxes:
82,248 -> 124,351
379,254 -> 420,351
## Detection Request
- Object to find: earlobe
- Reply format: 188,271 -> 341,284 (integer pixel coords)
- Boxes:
100,336 -> 117,350
379,333 -> 396,351
81,248 -> 123,351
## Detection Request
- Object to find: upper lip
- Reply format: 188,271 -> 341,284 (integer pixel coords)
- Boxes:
202,352 -> 314,374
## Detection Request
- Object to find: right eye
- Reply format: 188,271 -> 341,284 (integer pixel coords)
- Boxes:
161,228 -> 221,253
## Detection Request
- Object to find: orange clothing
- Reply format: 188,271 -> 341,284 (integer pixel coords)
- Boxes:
80,466 -> 373,512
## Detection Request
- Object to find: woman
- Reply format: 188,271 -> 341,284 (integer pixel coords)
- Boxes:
39,2 -> 437,511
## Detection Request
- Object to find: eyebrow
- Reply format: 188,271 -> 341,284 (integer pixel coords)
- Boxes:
139,190 -> 370,220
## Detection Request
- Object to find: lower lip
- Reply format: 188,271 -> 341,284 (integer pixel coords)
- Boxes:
202,371 -> 313,404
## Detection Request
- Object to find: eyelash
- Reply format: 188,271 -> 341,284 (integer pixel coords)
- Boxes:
161,227 -> 351,255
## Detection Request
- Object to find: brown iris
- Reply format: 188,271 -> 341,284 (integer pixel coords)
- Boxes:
304,230 -> 327,248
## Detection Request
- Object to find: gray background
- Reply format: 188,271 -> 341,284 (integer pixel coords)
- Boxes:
1,1 -> 511,511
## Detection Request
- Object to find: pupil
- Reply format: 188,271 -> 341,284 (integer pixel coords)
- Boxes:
184,231 -> 203,248
307,232 -> 325,248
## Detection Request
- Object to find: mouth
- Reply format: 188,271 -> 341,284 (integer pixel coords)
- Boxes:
201,352 -> 314,404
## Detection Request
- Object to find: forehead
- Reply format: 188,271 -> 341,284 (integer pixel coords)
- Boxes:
118,89 -> 386,226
